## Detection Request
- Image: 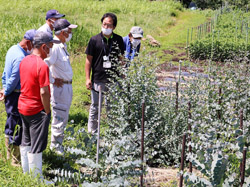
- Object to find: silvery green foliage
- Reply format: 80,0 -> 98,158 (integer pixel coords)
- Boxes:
49,124 -> 141,186
243,176 -> 250,187
104,56 -> 186,166
81,182 -> 105,187
183,61 -> 250,186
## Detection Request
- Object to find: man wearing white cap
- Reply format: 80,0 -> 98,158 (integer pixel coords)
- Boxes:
37,9 -> 65,35
44,19 -> 77,155
123,26 -> 143,64
18,31 -> 60,184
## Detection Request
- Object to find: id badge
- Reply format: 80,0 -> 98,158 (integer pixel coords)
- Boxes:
103,55 -> 109,61
103,55 -> 111,68
103,61 -> 111,68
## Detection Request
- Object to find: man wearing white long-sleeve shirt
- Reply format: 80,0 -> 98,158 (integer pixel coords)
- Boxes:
44,19 -> 77,155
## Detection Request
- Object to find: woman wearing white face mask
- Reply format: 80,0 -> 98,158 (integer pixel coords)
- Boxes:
44,19 -> 78,155
123,26 -> 143,64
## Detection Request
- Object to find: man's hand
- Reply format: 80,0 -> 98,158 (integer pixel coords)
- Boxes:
40,86 -> 51,115
85,55 -> 93,90
54,78 -> 63,88
0,89 -> 5,101
86,79 -> 92,90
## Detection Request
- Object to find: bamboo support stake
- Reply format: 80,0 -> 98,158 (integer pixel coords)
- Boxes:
240,147 -> 247,187
217,87 -> 222,120
190,27 -> 193,42
239,109 -> 243,178
96,85 -> 102,180
246,24 -> 248,51
176,82 -> 179,112
176,61 -> 182,112
140,102 -> 145,187
197,26 -> 200,40
186,29 -> 189,57
178,60 -> 182,83
179,134 -> 186,187
240,109 -> 243,131
188,102 -> 192,173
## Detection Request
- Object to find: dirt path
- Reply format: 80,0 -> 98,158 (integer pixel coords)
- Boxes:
144,167 -> 179,186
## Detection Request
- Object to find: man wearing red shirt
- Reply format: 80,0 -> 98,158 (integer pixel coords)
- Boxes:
18,31 -> 60,184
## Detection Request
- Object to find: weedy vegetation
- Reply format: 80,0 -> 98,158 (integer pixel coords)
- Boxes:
189,6 -> 250,62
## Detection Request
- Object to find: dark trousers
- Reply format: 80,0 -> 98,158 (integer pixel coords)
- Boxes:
20,110 -> 51,153
4,92 -> 22,145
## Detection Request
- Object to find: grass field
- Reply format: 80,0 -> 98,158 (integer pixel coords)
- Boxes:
0,0 -> 209,186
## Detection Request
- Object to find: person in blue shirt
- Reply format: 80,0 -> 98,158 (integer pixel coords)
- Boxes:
0,29 -> 36,166
123,26 -> 143,65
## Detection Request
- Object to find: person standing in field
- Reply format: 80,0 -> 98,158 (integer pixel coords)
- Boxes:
0,29 -> 36,166
85,12 -> 124,134
18,32 -> 60,184
37,9 -> 65,35
44,19 -> 78,155
123,26 -> 143,65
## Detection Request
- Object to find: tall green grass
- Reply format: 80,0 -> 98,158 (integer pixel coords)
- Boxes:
0,0 -> 183,69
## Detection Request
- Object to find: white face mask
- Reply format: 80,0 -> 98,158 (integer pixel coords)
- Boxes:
50,19 -> 55,29
66,33 -> 72,42
44,45 -> 52,58
102,27 -> 113,36
27,48 -> 33,55
131,39 -> 141,48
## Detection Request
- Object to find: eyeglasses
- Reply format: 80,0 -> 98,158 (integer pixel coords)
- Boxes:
102,23 -> 113,28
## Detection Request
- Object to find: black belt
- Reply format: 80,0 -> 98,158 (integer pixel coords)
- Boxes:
62,80 -> 72,84
13,89 -> 21,93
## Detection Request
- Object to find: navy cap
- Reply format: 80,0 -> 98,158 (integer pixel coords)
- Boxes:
46,9 -> 65,20
54,19 -> 78,32
23,29 -> 37,41
33,31 -> 61,47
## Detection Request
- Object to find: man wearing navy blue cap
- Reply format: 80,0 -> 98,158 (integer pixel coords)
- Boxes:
0,29 -> 36,166
45,19 -> 77,155
37,9 -> 65,35
18,32 -> 60,184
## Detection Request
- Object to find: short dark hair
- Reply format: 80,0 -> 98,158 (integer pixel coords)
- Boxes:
101,13 -> 117,27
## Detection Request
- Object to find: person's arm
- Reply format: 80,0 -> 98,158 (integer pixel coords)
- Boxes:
40,86 -> 51,114
0,89 -> 5,101
4,56 -> 23,95
85,55 -> 93,90
44,46 -> 63,87
2,71 -> 6,90
1,72 -> 6,101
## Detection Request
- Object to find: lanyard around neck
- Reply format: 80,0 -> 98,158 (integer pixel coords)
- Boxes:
102,38 -> 113,56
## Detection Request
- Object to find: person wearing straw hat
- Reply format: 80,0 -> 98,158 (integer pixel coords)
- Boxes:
44,19 -> 78,155
123,26 -> 143,64
0,29 -> 36,167
18,31 -> 60,184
